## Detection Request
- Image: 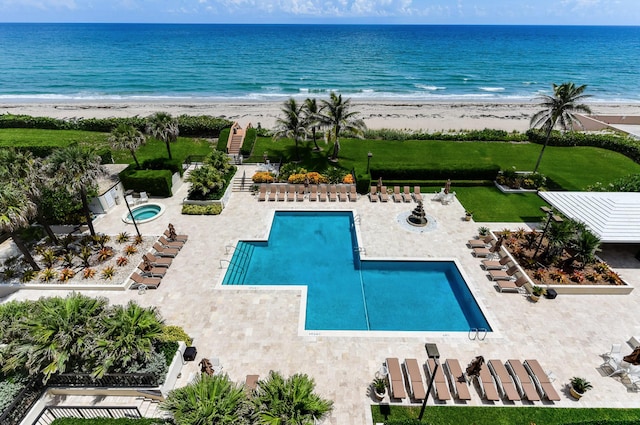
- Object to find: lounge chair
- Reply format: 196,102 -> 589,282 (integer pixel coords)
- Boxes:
296,185 -> 305,201
487,359 -> 521,401
369,186 -> 379,202
472,243 -> 495,257
277,185 -> 286,201
413,186 -> 423,202
257,184 -> 267,201
309,185 -> 318,201
245,374 -> 259,392
496,276 -> 529,293
468,234 -> 495,248
143,253 -> 172,267
441,191 -> 456,205
129,272 -> 161,289
268,185 -> 277,201
426,358 -> 451,401
482,255 -> 510,270
404,358 -> 426,401
385,358 -> 407,400
402,186 -> 412,202
476,362 -> 501,401
138,262 -> 167,278
286,185 -> 296,201
125,194 -> 137,206
338,185 -> 348,202
505,359 -> 541,401
329,185 -> 337,202
444,359 -> 471,401
392,186 -> 402,203
379,186 -> 389,202
139,191 -> 149,204
488,265 -> 520,281
523,359 -> 561,401
319,185 -> 328,202
432,189 -> 445,201
349,185 -> 358,202
153,242 -> 179,258
164,229 -> 188,243
158,235 -> 184,250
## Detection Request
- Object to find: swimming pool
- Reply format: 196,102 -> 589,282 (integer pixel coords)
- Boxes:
223,211 -> 491,332
121,203 -> 165,224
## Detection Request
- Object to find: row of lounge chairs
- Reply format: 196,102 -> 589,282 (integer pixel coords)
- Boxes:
128,226 -> 188,292
384,357 -> 559,403
257,184 -> 358,202
369,186 -> 423,203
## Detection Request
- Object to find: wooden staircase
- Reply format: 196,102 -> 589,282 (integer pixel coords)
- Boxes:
227,122 -> 249,157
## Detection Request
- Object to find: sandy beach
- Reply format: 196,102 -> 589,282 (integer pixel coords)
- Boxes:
3,101 -> 640,132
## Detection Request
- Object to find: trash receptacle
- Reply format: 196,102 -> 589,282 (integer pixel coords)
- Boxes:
183,346 -> 197,361
545,288 -> 558,299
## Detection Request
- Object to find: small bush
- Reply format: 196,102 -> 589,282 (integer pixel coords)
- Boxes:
252,171 -> 276,183
160,325 -> 193,345
101,266 -> 116,280
181,204 -> 223,215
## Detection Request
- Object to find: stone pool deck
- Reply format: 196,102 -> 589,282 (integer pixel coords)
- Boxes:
3,164 -> 640,424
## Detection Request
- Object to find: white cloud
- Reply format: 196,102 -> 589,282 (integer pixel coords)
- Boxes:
1,0 -> 77,10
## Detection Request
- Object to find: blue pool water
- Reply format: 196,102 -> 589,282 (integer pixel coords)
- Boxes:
223,211 -> 490,332
128,204 -> 161,221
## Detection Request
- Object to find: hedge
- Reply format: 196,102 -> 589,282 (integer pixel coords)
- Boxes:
141,158 -> 183,176
363,128 -> 527,142
370,165 -> 500,181
218,128 -> 230,152
526,129 -> 640,164
240,127 -> 258,157
119,166 -> 173,197
0,114 -> 232,137
181,204 -> 223,215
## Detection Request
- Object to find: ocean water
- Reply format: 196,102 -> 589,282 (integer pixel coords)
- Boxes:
0,23 -> 638,102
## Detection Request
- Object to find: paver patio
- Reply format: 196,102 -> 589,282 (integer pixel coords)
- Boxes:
3,165 -> 640,424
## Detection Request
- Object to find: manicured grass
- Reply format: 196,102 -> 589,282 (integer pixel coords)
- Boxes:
371,405 -> 640,425
111,137 -> 214,165
0,128 -> 107,147
455,187 -> 549,223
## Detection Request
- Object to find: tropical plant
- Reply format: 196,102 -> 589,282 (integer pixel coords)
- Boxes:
94,233 -> 111,249
570,230 -> 601,266
101,266 -> 116,280
97,248 -> 114,262
58,268 -> 75,282
372,377 -> 386,395
253,370 -> 333,425
159,325 -> 193,346
93,301 -> 164,377
21,269 -> 37,282
478,226 -> 490,236
319,92 -> 366,161
205,149 -> 233,174
79,246 -> 93,268
186,165 -> 225,199
124,244 -> 138,256
134,235 -> 144,245
39,267 -> 57,283
530,82 -> 592,173
116,232 -> 130,244
0,182 -> 41,270
83,268 -> 97,279
531,285 -> 545,297
108,123 -> 147,168
61,251 -> 75,268
303,97 -> 324,151
40,248 -> 58,268
273,98 -> 308,161
146,112 -> 179,160
160,373 -> 253,425
116,256 -> 128,267
45,145 -> 106,237
570,376 -> 593,394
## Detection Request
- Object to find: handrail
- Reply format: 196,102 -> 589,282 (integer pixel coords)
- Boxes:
225,245 -> 236,254
468,328 -> 488,340
477,328 -> 488,341
468,328 -> 477,340
33,406 -> 141,425
219,259 -> 232,269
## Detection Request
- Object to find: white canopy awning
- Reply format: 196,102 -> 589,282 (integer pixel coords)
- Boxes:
538,192 -> 640,243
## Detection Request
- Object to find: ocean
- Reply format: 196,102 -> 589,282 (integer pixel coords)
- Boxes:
0,23 -> 638,103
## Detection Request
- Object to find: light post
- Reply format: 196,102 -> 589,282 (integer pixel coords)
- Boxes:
124,189 -> 141,237
418,343 -> 440,421
533,206 -> 563,258
366,151 -> 373,174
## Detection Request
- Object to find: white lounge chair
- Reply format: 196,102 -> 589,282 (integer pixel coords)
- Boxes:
125,194 -> 136,206
139,191 -> 149,204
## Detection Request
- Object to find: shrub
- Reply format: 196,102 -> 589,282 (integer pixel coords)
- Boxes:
39,268 -> 57,283
115,232 -> 130,244
181,204 -> 223,215
343,173 -> 354,184
124,245 -> 138,256
97,248 -> 114,262
371,165 -> 500,181
240,126 -> 257,156
133,235 -> 144,245
83,268 -> 97,279
119,166 -> 173,197
58,268 -> 75,282
116,256 -> 129,267
20,269 -> 37,283
157,341 -> 180,367
252,171 -> 276,183
101,266 -> 116,280
159,325 -> 193,345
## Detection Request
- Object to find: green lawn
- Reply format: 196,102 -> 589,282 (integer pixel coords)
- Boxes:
372,405 -> 640,425
0,128 -> 108,147
110,136 -> 214,165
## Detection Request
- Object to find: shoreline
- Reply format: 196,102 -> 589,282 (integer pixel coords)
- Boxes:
3,100 -> 640,132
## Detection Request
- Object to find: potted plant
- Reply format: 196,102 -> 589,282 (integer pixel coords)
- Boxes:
569,376 -> 592,399
372,377 -> 387,400
530,285 -> 545,302
478,226 -> 490,236
465,211 -> 473,221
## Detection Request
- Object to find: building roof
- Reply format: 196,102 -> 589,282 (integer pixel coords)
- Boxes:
539,191 -> 640,243
96,164 -> 129,195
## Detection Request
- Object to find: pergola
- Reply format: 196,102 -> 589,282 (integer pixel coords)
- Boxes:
538,192 -> 640,243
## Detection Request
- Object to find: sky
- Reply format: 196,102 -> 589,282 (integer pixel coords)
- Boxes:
1,0 -> 639,25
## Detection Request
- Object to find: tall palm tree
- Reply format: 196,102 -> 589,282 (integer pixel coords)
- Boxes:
108,124 -> 146,168
147,112 -> 179,160
45,146 -> 106,237
253,370 -> 333,425
319,92 -> 366,161
530,82 -> 592,173
161,373 -> 253,425
0,148 -> 59,244
0,183 -> 40,270
93,301 -> 164,377
303,98 -> 324,151
273,98 -> 307,161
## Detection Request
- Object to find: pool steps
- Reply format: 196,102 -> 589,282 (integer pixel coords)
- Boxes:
222,242 -> 255,285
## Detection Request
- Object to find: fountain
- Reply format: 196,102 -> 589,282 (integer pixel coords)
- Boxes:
406,200 -> 428,227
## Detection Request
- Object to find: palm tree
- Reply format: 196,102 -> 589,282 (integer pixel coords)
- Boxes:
186,166 -> 225,200
0,183 -> 40,270
319,92 -> 366,161
530,82 -> 592,173
161,373 -> 253,425
45,146 -> 106,237
108,124 -> 146,168
206,149 -> 233,174
93,301 -> 164,377
3,293 -> 107,381
147,112 -> 179,160
570,229 -> 601,267
273,98 -> 307,161
303,98 -> 324,151
253,370 -> 333,425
